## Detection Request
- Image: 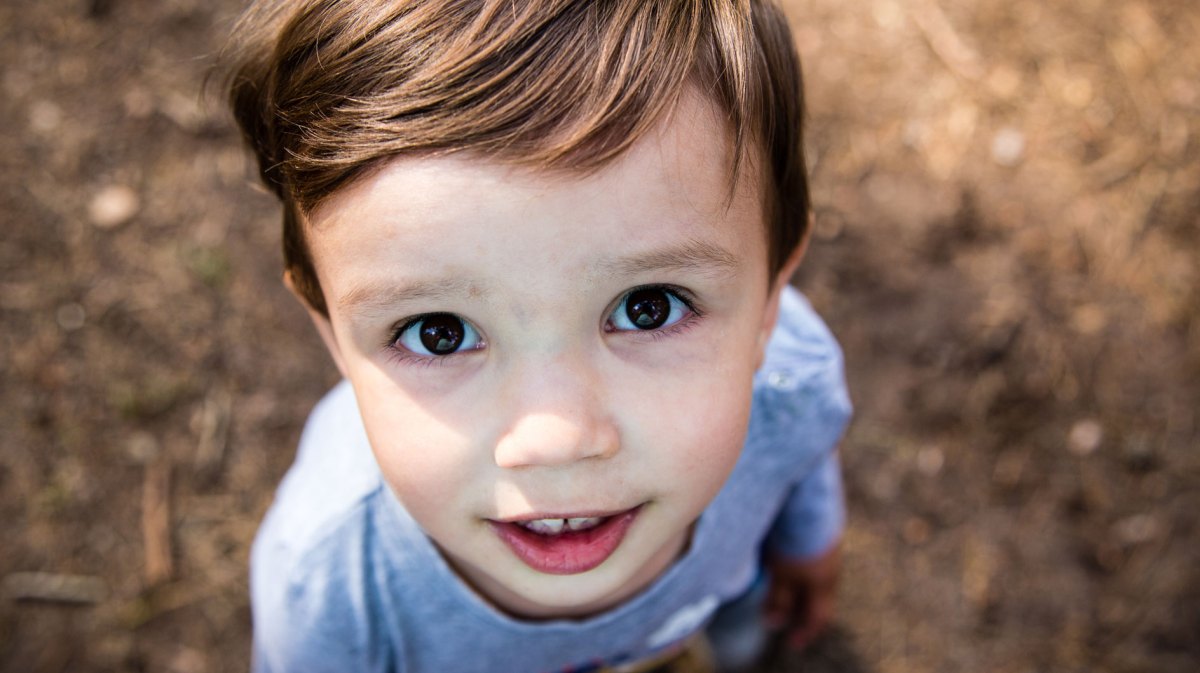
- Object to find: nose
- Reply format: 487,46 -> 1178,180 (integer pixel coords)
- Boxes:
492,362 -> 620,469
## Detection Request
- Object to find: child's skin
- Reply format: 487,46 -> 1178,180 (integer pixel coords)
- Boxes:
292,89 -> 837,642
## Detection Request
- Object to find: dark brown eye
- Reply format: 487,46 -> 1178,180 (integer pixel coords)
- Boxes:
608,286 -> 692,333
395,313 -> 481,356
624,288 -> 672,330
419,314 -> 465,353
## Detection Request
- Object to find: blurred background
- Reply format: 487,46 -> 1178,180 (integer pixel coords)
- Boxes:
1,0 -> 1196,671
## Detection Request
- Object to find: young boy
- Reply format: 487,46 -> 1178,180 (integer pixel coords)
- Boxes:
226,1 -> 850,671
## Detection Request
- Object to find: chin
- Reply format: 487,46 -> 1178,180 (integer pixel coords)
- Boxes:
545,573 -> 630,612
497,559 -> 646,619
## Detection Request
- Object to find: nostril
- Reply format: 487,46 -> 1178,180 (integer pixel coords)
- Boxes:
590,422 -> 620,460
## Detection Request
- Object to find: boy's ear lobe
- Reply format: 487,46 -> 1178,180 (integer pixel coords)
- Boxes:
283,271 -> 350,379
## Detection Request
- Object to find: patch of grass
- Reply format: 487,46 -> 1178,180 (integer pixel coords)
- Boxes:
182,245 -> 232,289
108,375 -> 192,420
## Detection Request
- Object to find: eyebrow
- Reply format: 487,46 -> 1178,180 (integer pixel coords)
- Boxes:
595,239 -> 740,280
336,277 -> 478,319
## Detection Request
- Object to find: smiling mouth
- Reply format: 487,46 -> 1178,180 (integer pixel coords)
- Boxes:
489,506 -> 642,575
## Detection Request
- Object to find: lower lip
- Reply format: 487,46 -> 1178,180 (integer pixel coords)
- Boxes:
490,507 -> 641,575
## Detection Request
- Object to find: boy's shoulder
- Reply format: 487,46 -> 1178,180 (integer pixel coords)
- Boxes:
756,285 -> 847,392
252,381 -> 385,571
745,286 -> 851,473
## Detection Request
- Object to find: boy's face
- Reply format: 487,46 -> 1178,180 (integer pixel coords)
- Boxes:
302,91 -> 800,618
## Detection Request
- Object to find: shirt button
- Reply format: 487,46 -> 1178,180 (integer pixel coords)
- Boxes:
767,370 -> 795,389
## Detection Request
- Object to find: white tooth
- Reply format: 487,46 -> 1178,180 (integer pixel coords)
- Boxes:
566,517 -> 602,531
523,518 -> 565,535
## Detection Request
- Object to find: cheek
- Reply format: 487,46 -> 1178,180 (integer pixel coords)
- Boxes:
354,381 -> 481,519
683,386 -> 752,473
630,361 -> 755,493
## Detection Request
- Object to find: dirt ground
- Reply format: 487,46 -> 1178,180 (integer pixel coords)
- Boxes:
1,0 -> 1197,671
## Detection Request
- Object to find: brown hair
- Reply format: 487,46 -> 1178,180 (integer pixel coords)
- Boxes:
225,0 -> 809,316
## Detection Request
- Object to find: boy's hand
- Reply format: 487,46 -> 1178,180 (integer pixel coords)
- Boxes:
764,541 -> 841,650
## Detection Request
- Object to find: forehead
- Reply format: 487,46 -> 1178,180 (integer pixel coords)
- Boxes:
305,91 -> 768,301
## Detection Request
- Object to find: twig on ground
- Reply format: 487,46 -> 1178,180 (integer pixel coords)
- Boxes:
909,0 -> 984,81
142,459 -> 174,586
193,388 -> 232,480
3,572 -> 108,605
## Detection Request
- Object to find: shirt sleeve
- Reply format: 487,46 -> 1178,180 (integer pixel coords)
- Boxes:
251,546 -> 384,673
252,559 -> 403,673
766,448 -> 845,560
251,502 -> 399,673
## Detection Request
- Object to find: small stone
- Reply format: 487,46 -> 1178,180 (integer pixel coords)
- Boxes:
89,185 -> 140,229
1067,419 -> 1103,456
916,446 -> 944,476
1113,514 -> 1159,546
902,119 -> 927,148
55,303 -> 86,331
28,100 -> 63,133
814,213 -> 844,241
991,127 -> 1026,167
126,431 -> 160,464
161,91 -> 207,133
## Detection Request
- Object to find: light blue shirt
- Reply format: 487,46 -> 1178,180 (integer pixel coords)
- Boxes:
251,286 -> 851,673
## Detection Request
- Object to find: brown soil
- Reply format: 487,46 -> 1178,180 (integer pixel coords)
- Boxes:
2,0 -> 1196,672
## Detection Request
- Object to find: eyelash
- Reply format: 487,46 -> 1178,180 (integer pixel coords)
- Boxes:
383,347 -> 462,369
382,284 -> 704,365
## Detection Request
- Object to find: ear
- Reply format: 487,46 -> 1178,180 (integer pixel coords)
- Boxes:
284,270 -> 350,379
755,216 -> 812,369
